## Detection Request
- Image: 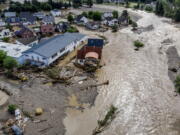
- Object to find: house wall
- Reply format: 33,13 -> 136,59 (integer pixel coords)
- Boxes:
41,25 -> 55,34
22,52 -> 48,66
23,36 -> 87,66
0,29 -> 11,39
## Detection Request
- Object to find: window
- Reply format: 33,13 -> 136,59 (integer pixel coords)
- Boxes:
51,53 -> 57,58
60,48 -> 65,53
31,56 -> 34,60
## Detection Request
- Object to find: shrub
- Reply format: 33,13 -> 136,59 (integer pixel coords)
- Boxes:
88,11 -> 94,19
67,26 -> 79,33
46,67 -> 60,79
2,37 -> 10,43
92,11 -> 102,21
112,10 -> 119,18
81,11 -> 88,17
0,50 -> 7,64
97,105 -> 117,127
175,76 -> 180,94
3,56 -> 18,70
67,14 -> 74,23
134,40 -> 144,49
145,5 -> 153,12
8,104 -> 17,114
174,9 -> 180,22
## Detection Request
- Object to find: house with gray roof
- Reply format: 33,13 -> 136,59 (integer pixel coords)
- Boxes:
4,12 -> 16,18
42,15 -> 55,25
33,12 -> 45,20
20,12 -> 36,25
22,33 -> 87,66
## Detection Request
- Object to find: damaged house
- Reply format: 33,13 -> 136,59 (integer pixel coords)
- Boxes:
76,38 -> 104,71
22,33 -> 87,67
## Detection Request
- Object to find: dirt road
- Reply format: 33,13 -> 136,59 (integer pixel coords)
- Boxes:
64,5 -> 180,135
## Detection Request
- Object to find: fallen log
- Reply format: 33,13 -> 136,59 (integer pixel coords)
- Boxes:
81,80 -> 109,90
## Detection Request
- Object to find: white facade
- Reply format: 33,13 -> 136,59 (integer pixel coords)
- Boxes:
103,19 -> 118,26
50,10 -> 61,17
0,21 -> 6,27
0,42 -> 30,64
80,17 -> 88,24
23,36 -> 87,67
103,12 -> 113,19
16,39 -> 38,47
0,29 -> 11,39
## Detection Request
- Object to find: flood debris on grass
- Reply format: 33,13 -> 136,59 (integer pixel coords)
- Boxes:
92,105 -> 118,135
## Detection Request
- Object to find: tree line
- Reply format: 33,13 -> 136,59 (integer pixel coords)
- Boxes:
155,0 -> 180,22
8,0 -> 70,12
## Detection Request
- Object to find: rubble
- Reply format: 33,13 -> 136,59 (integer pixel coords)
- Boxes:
2,108 -> 29,135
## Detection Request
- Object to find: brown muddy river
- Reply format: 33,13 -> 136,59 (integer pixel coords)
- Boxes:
64,5 -> 180,135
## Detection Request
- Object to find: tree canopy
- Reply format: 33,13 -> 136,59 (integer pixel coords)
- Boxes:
3,56 -> 18,70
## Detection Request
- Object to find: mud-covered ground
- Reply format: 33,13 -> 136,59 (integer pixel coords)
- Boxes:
0,66 -> 98,135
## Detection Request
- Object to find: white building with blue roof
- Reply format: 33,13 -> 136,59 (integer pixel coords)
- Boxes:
22,33 -> 87,66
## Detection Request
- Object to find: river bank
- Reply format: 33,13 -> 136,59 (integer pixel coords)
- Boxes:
64,5 -> 180,135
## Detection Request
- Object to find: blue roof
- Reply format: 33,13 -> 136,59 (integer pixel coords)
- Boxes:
24,33 -> 86,58
20,12 -> 36,23
6,17 -> 20,23
87,39 -> 104,47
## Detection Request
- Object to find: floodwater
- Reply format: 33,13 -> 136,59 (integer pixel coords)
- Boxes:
64,5 -> 180,135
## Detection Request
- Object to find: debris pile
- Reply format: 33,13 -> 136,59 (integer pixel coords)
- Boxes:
75,38 -> 104,72
1,108 -> 28,135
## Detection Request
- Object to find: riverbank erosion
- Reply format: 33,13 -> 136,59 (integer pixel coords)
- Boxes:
64,5 -> 180,135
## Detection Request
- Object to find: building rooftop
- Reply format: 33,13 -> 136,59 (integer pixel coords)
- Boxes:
88,38 -> 104,47
4,12 -> 16,17
0,42 -> 30,58
20,12 -> 36,23
24,33 -> 86,58
42,15 -> 55,23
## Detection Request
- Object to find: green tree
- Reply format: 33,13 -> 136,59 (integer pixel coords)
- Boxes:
67,14 -> 74,23
2,37 -> 10,43
92,11 -> 101,21
72,0 -> 82,8
122,10 -> 128,17
40,3 -> 52,11
87,0 -> 93,7
88,11 -> 94,19
155,1 -> 164,16
81,11 -> 88,17
112,10 -> 119,18
6,23 -> 12,31
0,50 -> 7,64
96,0 -> 103,4
3,56 -> 18,70
174,9 -> 180,22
